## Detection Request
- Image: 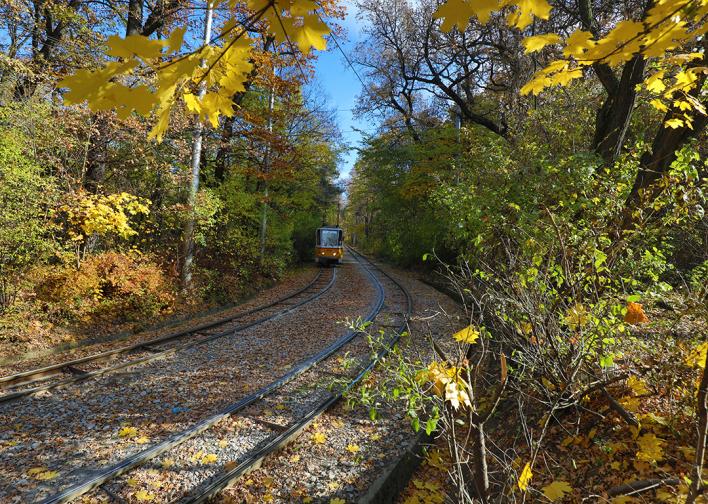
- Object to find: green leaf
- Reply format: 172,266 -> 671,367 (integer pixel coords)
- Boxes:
599,354 -> 614,368
425,418 -> 438,436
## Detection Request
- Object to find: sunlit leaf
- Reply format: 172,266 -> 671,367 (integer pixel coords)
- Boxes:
542,480 -> 572,501
517,462 -> 532,491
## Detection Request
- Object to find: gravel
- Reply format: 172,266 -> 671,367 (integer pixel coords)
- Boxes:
0,268 -> 320,378
212,257 -> 465,504
0,262 -> 373,503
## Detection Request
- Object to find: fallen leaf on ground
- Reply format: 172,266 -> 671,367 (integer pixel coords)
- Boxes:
518,462 -> 532,491
542,480 -> 572,501
135,490 -> 155,502
118,426 -> 138,438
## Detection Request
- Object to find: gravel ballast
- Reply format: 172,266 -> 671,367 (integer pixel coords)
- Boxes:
0,262 -> 374,503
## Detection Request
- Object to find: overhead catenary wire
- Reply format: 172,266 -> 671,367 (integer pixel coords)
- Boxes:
315,9 -> 369,90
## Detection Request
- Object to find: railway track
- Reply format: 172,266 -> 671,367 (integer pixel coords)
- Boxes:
0,267 -> 335,404
2,251 -> 410,503
178,247 -> 413,503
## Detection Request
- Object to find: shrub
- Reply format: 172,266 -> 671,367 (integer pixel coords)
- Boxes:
0,130 -> 57,313
36,252 -> 174,326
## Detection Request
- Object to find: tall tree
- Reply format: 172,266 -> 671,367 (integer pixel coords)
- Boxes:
181,1 -> 213,290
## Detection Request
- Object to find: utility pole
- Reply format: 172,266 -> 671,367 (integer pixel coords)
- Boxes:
181,0 -> 213,290
258,84 -> 275,262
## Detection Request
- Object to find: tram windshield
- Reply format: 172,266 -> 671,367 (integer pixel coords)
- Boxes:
319,229 -> 341,247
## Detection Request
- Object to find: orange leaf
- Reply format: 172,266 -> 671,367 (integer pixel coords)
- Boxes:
624,302 -> 649,324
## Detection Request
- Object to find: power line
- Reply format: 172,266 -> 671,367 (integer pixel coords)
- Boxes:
316,10 -> 367,90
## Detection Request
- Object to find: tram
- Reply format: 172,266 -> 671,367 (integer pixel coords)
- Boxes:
315,226 -> 344,265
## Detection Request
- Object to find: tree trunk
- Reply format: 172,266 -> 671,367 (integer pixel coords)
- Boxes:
687,349 -> 708,504
593,56 -> 646,164
126,0 -> 143,36
181,3 -> 213,290
258,86 -> 275,263
214,114 -> 235,183
83,114 -> 108,193
621,111 -> 708,229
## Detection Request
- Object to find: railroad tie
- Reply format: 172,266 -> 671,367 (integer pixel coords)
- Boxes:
62,365 -> 88,376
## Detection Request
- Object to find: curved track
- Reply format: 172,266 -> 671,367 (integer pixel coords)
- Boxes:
181,246 -> 412,503
0,268 -> 335,404
2,251 -> 410,503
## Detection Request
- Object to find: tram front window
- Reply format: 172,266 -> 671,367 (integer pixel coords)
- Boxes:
320,229 -> 340,247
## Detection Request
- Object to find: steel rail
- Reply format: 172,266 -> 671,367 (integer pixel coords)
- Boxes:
1,269 -> 327,390
0,268 -> 336,404
37,260 -> 381,504
182,246 -> 413,504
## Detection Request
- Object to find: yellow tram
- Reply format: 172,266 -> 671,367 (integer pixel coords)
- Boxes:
315,227 -> 344,265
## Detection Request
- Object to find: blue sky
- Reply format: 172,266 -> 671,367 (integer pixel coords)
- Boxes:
309,4 -> 372,181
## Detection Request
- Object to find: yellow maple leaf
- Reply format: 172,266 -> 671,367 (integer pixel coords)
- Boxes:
118,426 -> 138,438
650,99 -> 668,112
507,0 -> 552,29
665,118 -> 685,129
166,26 -> 186,54
611,496 -> 640,504
521,73 -> 552,96
453,325 -> 479,344
346,444 -> 360,453
627,376 -> 649,396
522,33 -> 561,53
135,436 -> 150,445
107,34 -> 166,59
201,453 -> 218,464
542,480 -> 572,501
135,490 -> 155,502
36,470 -> 59,481
687,342 -> 708,368
620,396 -> 640,413
312,432 -> 327,444
518,462 -> 532,491
291,14 -> 330,53
645,71 -> 667,94
563,30 -> 595,58
433,0 -> 492,32
162,458 -> 175,468
636,433 -> 664,462
330,498 -> 346,504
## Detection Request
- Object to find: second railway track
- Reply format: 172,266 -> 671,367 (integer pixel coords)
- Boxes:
0,250 -> 410,503
0,267 -> 336,403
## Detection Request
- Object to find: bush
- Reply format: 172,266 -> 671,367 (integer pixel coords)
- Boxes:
0,130 -> 57,313
36,252 -> 175,325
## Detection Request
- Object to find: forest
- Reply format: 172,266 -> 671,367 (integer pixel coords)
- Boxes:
0,0 -> 345,351
0,0 -> 707,502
